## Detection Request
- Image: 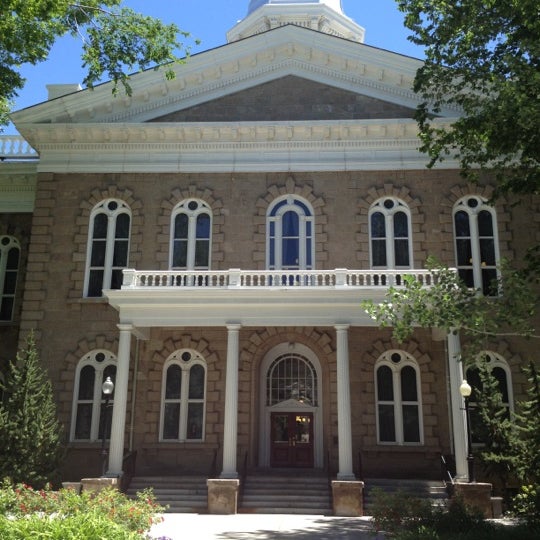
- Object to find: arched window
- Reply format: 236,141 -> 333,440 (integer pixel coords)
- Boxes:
465,352 -> 513,444
369,198 -> 412,269
266,353 -> 318,406
0,236 -> 20,321
375,350 -> 423,444
84,199 -> 131,297
267,196 -> 314,270
160,350 -> 206,441
453,196 -> 499,295
71,350 -> 117,441
170,199 -> 212,270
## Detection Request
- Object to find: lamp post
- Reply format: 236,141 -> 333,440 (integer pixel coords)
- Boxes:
459,379 -> 475,483
100,376 -> 114,476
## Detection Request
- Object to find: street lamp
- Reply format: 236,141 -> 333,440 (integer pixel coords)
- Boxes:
459,379 -> 475,483
100,376 -> 114,476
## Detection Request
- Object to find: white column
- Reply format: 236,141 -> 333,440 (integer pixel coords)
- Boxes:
221,324 -> 241,478
107,324 -> 132,475
335,324 -> 355,480
447,330 -> 468,480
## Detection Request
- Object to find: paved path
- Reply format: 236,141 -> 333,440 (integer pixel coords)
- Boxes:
149,514 -> 385,539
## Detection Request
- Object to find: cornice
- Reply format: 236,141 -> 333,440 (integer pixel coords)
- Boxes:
0,163 -> 37,212
19,119 -> 460,173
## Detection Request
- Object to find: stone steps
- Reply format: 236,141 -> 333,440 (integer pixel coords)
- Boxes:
239,472 -> 332,515
126,476 -> 208,513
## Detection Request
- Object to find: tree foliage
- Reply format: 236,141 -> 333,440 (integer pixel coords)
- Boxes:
0,1 -> 194,126
362,257 -> 538,355
0,333 -> 64,488
397,0 -> 540,197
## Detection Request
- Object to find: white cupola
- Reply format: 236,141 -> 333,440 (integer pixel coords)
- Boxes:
228,0 -> 365,43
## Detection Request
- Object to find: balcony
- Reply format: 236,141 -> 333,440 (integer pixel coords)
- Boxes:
105,268 -> 440,330
0,136 -> 38,161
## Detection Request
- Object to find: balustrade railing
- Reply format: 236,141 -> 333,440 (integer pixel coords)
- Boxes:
0,136 -> 38,160
122,268 -> 447,290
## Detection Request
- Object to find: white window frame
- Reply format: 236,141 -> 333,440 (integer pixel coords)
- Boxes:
266,195 -> 315,270
169,199 -> 212,270
159,349 -> 207,442
453,196 -> 500,295
375,350 -> 424,445
0,235 -> 20,321
84,199 -> 131,297
70,350 -> 117,442
369,198 -> 413,269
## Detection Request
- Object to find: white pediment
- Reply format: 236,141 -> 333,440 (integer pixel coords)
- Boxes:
11,24 -> 460,132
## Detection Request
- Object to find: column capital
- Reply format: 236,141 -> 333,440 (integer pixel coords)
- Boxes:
117,323 -> 134,333
226,323 -> 242,331
334,324 -> 350,331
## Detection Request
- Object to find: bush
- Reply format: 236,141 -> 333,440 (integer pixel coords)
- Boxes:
0,481 -> 164,538
512,484 -> 540,526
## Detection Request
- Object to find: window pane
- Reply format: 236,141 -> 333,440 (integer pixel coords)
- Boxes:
186,403 -> 204,439
6,247 -> 20,269
372,239 -> 387,267
480,239 -> 496,266
196,214 -> 210,239
402,405 -> 420,442
394,239 -> 410,267
75,404 -> 92,439
478,210 -> 494,236
482,269 -> 498,296
377,366 -> 394,401
282,210 -> 299,236
454,211 -> 470,237
92,213 -> 108,238
90,241 -> 106,266
194,240 -> 209,268
401,366 -> 418,401
173,241 -> 188,268
394,212 -> 408,237
0,298 -> 14,321
3,272 -> 17,294
166,365 -> 182,399
113,240 -> 129,266
115,213 -> 130,239
163,403 -> 180,439
492,367 -> 509,403
110,269 -> 123,290
189,365 -> 205,399
371,212 -> 386,238
466,368 -> 482,401
78,365 -> 95,400
378,404 -> 396,442
456,239 -> 472,266
98,402 -> 113,440
282,239 -> 299,267
458,268 -> 474,288
174,213 -> 189,239
87,270 -> 104,297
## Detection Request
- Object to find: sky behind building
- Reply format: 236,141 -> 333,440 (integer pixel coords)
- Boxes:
5,0 -> 424,134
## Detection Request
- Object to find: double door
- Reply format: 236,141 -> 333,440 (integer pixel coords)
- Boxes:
270,412 -> 314,468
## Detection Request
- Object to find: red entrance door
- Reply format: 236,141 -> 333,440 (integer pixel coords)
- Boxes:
270,412 -> 314,468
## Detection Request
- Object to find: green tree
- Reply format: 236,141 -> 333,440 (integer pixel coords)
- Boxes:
0,1 -> 194,127
0,333 -> 64,488
397,0 -> 540,197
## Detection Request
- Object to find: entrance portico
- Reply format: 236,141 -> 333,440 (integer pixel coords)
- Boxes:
104,267 -> 464,484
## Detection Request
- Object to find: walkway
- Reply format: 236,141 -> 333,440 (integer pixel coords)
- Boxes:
149,514 -> 384,539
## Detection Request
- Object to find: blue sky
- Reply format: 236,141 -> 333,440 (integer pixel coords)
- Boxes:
5,0 -> 424,134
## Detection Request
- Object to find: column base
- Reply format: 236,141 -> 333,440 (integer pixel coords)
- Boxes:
452,482 -> 493,518
331,480 -> 364,517
207,478 -> 240,515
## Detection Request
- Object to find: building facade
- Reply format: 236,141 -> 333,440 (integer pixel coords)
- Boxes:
1,0 -> 538,485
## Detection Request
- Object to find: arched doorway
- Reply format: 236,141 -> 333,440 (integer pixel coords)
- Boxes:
258,343 -> 323,468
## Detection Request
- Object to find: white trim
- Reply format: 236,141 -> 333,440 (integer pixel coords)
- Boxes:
258,342 -> 324,468
70,350 -> 117,442
369,197 -> 413,270
374,350 -> 424,446
0,235 -> 20,321
158,349 -> 207,443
